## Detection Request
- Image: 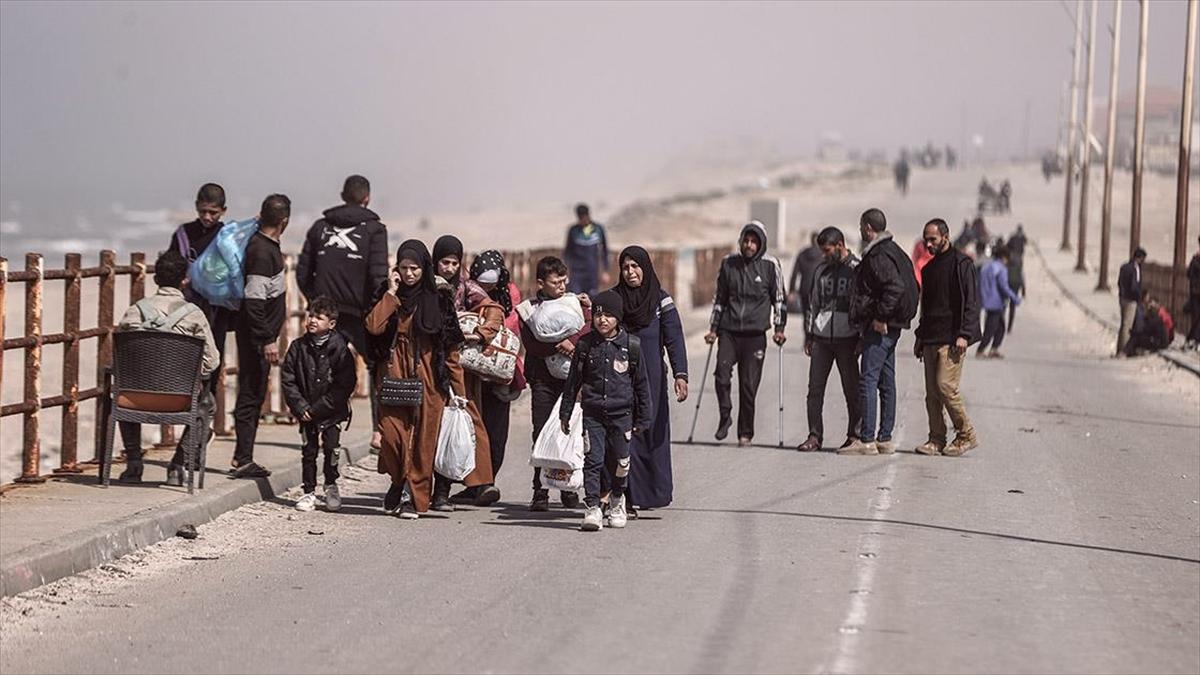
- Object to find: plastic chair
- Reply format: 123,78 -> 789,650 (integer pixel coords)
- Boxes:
98,331 -> 207,494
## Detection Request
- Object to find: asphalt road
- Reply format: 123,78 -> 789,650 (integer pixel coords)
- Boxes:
2,170 -> 1198,675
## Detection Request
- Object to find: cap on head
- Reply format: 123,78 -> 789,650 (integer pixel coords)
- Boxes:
592,289 -> 624,322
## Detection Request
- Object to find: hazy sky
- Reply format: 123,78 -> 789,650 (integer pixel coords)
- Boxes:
1,0 -> 1195,223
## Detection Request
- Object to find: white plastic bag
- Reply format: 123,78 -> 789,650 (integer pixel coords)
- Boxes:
527,294 -> 585,343
545,352 -> 573,380
434,396 -> 476,481
541,467 -> 582,491
530,396 -> 585,471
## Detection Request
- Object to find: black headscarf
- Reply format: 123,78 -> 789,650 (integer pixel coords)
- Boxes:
432,235 -> 464,282
614,246 -> 662,332
394,240 -> 446,336
469,249 -> 513,317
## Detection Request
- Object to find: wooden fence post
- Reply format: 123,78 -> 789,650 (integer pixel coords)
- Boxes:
91,250 -> 116,462
15,253 -> 45,483
54,253 -> 83,474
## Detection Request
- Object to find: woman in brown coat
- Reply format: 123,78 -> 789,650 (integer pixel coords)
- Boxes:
431,235 -> 503,508
365,239 -> 493,519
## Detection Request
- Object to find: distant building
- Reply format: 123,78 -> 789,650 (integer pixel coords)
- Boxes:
1111,86 -> 1200,174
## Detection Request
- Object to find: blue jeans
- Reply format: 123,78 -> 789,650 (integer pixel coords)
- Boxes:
858,328 -> 900,443
582,412 -> 632,508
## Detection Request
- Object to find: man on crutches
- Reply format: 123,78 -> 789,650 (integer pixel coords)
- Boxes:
704,221 -> 788,447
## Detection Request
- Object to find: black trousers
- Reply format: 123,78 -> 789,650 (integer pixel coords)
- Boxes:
529,375 -> 565,491
233,330 -> 270,467
481,383 -> 511,481
301,423 -> 341,493
1007,283 -> 1024,333
714,331 -> 767,440
979,309 -> 1006,352
335,316 -> 379,428
806,339 -> 861,442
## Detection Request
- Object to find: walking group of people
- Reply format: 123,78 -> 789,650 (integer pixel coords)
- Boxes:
113,178 -> 691,532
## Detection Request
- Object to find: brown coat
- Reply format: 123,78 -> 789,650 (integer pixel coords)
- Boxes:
366,293 -> 493,512
459,297 -> 505,483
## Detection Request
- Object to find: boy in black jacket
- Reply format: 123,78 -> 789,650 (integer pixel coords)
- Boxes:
561,290 -> 651,532
281,297 -> 357,512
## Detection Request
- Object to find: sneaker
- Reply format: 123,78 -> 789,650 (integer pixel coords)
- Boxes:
944,433 -> 978,457
431,494 -> 456,512
118,461 -> 144,484
581,505 -> 604,532
796,436 -> 821,452
449,487 -> 478,505
324,483 -> 342,512
165,463 -> 186,487
295,492 -> 317,512
608,495 -> 628,529
737,437 -> 752,447
988,350 -> 1004,360
560,491 -> 581,509
399,502 -> 420,520
474,485 -> 501,506
914,440 -> 945,456
383,484 -> 404,513
529,489 -> 550,512
232,462 -> 271,479
838,439 -> 879,456
839,437 -> 860,450
715,416 -> 732,441
875,440 -> 896,455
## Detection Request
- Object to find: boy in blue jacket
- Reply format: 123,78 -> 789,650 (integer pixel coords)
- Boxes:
561,290 -> 651,532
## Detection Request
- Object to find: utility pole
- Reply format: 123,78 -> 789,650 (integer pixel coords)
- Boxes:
1063,0 -> 1084,251
1097,0 -> 1122,292
1130,0 -> 1149,258
1077,0 -> 1098,273
1171,0 -> 1197,322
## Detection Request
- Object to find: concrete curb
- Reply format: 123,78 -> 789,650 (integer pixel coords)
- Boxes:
1032,241 -> 1200,378
0,441 -> 373,598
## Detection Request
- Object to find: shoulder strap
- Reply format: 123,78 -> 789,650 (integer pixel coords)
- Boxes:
174,226 -> 193,261
134,298 -> 164,327
627,334 -> 641,372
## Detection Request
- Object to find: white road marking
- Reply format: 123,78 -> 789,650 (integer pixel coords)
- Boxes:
820,454 -> 900,674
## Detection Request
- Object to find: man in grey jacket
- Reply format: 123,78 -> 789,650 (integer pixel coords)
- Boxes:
704,221 -> 787,446
115,250 -> 220,485
798,227 -> 861,452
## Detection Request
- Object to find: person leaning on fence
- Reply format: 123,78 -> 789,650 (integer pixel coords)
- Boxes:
429,234 -> 498,511
115,249 -> 220,485
231,194 -> 291,480
913,218 -> 981,457
560,290 -> 651,532
296,174 -> 389,451
1117,248 -> 1147,357
168,182 -> 237,394
518,255 -> 591,512
797,226 -> 862,453
704,220 -> 787,447
365,239 -> 469,519
280,296 -> 356,513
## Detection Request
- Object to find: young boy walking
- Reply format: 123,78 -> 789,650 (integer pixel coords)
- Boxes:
281,297 -> 357,512
560,290 -> 651,532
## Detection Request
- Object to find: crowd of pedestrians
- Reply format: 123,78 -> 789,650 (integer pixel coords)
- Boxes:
115,177 -> 1054,531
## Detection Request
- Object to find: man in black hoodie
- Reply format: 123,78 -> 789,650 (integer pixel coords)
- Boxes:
705,221 -> 787,446
296,175 -> 389,447
842,208 -> 918,456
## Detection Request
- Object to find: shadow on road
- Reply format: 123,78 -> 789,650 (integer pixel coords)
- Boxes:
671,507 -> 1200,564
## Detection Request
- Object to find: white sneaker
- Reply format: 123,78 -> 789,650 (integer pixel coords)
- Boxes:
324,483 -> 342,512
295,493 -> 317,512
399,503 -> 419,520
581,505 -> 604,532
608,495 -> 628,528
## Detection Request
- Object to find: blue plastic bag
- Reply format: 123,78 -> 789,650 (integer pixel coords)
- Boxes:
189,218 -> 258,310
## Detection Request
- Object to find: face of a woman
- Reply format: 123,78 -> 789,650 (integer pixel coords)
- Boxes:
621,258 -> 643,288
398,258 -> 423,286
437,256 -> 460,281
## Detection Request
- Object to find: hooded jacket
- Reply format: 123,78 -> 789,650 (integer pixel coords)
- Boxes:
296,204 -> 389,318
710,222 -> 788,334
849,231 -> 918,331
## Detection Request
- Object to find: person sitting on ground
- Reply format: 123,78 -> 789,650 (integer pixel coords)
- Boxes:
115,249 -> 220,485
280,296 -> 357,513
1125,293 -> 1171,356
560,290 -> 651,532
